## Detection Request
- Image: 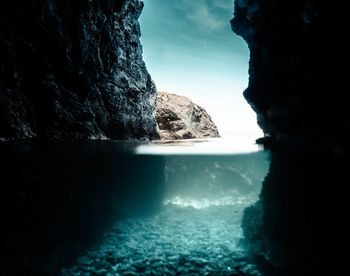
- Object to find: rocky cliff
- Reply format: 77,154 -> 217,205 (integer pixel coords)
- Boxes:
231,0 -> 347,151
156,92 -> 220,140
0,0 -> 159,141
232,0 -> 348,273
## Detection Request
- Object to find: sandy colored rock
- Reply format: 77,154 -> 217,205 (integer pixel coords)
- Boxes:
156,92 -> 220,140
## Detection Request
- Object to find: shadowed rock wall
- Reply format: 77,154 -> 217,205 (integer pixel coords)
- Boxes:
231,0 -> 348,149
232,0 -> 348,273
0,0 -> 159,140
0,141 -> 165,275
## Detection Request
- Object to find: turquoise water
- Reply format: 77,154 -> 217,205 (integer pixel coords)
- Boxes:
60,139 -> 270,275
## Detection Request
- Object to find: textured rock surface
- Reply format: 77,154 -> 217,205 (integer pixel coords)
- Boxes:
232,0 -> 348,273
156,92 -> 220,140
231,0 -> 347,150
61,205 -> 259,276
0,0 -> 159,141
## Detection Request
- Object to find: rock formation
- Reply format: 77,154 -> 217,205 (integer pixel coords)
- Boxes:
0,0 -> 159,141
232,0 -> 348,273
1,0 -> 349,274
156,92 -> 220,140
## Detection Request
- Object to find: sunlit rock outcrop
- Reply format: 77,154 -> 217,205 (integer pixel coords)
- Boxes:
156,92 -> 220,140
0,0 -> 159,140
232,0 -> 348,273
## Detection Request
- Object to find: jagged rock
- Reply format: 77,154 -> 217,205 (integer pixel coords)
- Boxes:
232,0 -> 349,273
231,0 -> 348,151
0,0 -> 159,141
155,92 -> 220,140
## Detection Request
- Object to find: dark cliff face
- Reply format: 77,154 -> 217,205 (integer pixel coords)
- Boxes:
0,0 -> 159,141
232,0 -> 348,273
231,0 -> 348,151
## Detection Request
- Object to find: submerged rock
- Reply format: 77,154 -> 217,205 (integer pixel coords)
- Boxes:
156,92 -> 220,140
60,204 -> 259,276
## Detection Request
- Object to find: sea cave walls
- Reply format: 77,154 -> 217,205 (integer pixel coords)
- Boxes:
0,1 -> 165,274
0,141 -> 166,275
232,0 -> 348,272
0,0 -> 159,141
231,0 -> 348,150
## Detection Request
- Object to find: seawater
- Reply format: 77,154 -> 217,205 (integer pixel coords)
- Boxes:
59,138 -> 270,275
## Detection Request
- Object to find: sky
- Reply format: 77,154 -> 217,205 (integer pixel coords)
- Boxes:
139,0 -> 263,139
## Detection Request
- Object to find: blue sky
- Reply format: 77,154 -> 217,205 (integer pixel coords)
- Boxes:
139,0 -> 263,139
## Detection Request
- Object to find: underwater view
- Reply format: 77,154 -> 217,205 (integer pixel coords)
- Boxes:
1,0 -> 344,274
53,139 -> 270,275
1,137 -> 271,275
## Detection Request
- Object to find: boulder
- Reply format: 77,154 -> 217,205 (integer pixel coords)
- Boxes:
156,92 -> 220,140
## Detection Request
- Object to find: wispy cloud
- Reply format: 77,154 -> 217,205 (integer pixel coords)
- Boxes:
191,3 -> 225,31
213,0 -> 235,11
175,0 -> 232,32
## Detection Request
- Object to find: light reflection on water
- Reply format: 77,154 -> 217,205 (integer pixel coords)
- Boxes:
163,194 -> 256,209
134,137 -> 264,155
134,137 -> 269,226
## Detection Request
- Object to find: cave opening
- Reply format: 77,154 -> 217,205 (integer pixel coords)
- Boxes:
58,1 -> 272,275
139,0 -> 263,140
59,1 -> 271,274
0,0 -> 273,275
1,0 -> 347,274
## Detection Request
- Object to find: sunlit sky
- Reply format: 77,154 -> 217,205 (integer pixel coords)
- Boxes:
139,0 -> 263,139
